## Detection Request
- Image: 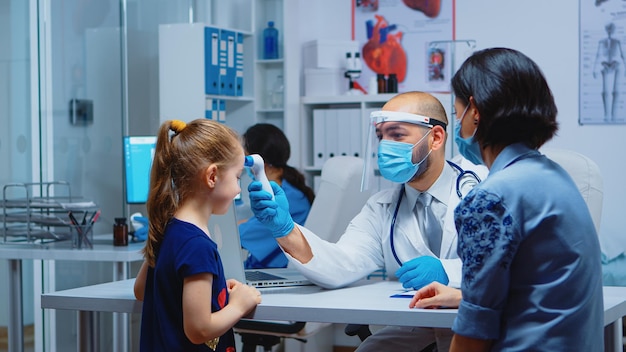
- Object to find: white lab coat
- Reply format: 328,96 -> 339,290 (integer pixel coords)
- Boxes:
285,157 -> 488,289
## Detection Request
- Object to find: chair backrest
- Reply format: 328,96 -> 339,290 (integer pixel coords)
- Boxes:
541,148 -> 603,233
305,156 -> 371,243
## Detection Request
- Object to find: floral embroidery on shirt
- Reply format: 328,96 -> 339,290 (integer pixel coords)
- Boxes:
455,189 -> 518,284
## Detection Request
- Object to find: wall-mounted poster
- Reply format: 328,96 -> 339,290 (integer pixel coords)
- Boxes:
353,0 -> 455,93
580,0 -> 626,124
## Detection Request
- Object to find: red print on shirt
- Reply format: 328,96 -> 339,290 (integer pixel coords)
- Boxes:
218,288 -> 227,308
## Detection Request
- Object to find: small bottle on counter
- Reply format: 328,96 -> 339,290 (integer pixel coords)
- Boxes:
377,74 -> 387,94
387,73 -> 398,93
368,76 -> 378,94
113,217 -> 128,246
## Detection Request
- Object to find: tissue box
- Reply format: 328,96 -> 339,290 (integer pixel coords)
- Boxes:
305,68 -> 348,97
303,40 -> 360,69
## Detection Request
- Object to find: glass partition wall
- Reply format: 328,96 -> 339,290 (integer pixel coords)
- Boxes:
0,0 -> 36,348
2,1 -> 222,351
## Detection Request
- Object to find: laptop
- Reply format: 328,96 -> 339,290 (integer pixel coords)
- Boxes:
209,201 -> 313,288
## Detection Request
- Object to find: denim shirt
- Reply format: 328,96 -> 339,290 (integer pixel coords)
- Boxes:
453,143 -> 604,351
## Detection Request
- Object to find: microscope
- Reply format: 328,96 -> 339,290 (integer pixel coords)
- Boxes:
344,51 -> 365,95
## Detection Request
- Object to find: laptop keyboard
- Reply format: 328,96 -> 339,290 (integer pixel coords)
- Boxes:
245,270 -> 286,281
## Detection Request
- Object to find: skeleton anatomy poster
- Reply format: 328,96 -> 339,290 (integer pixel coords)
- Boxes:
580,0 -> 626,124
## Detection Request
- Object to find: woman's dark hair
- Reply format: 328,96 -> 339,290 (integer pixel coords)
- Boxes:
243,123 -> 315,204
451,47 -> 558,150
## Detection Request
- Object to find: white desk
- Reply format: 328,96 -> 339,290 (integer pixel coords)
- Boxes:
0,237 -> 144,352
41,279 -> 626,351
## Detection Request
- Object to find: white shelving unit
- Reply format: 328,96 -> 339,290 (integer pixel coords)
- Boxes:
253,0 -> 301,167
157,0 -> 299,143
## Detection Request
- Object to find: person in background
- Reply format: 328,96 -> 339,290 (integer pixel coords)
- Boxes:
239,123 -> 315,269
247,91 -> 488,351
410,47 -> 604,351
133,119 -> 261,352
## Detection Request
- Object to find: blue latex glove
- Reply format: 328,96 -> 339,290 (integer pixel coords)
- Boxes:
395,256 -> 449,290
248,180 -> 294,238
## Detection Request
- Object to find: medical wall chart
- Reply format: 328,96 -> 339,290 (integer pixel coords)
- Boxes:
353,0 -> 454,93
580,0 -> 626,125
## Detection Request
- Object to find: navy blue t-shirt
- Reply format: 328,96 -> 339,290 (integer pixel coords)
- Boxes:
140,218 -> 235,351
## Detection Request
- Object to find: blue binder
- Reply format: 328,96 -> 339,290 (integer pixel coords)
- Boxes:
235,32 -> 245,96
219,29 -> 236,96
219,99 -> 226,121
204,26 -> 221,95
205,98 -> 219,120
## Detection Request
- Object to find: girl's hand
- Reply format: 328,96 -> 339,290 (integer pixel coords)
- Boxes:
228,283 -> 262,316
409,281 -> 462,309
226,279 -> 243,291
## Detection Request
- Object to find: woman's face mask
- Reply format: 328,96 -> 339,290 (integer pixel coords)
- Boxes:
377,130 -> 432,183
453,104 -> 484,165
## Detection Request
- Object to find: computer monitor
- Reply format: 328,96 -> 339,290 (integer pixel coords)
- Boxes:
123,136 -> 157,204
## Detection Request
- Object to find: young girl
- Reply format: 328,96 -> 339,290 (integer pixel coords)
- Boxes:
133,119 -> 261,351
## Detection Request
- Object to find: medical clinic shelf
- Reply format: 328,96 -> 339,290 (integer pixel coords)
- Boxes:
1,181 -> 98,244
205,95 -> 254,102
300,94 -> 393,175
301,93 -> 397,105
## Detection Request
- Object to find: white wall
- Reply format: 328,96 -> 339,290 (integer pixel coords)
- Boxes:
298,0 -> 626,251
454,1 -> 626,251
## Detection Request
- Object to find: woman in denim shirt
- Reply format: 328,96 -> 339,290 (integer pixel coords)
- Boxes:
410,48 -> 604,351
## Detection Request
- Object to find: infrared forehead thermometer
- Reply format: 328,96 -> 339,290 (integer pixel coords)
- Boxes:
244,154 -> 275,200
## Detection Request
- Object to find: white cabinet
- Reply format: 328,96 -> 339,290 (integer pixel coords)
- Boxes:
157,0 -> 297,139
299,94 -> 394,190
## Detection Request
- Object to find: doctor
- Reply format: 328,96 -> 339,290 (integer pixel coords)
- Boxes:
248,91 -> 487,351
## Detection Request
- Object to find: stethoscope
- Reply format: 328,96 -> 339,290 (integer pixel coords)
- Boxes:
389,160 -> 481,266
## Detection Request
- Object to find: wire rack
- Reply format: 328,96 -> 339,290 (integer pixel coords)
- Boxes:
1,181 -> 99,246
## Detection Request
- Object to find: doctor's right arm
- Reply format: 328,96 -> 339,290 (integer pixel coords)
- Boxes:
248,181 -> 383,288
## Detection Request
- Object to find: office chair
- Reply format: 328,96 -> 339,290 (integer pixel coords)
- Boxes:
346,149 -> 604,352
236,156 -> 371,351
540,148 -> 603,233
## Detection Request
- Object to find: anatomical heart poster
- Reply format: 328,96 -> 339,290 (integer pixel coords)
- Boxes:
353,0 -> 455,93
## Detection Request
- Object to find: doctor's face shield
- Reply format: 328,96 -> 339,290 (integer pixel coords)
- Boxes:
361,110 -> 447,191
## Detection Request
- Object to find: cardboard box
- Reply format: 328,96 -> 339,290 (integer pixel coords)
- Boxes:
303,40 -> 360,69
305,68 -> 348,97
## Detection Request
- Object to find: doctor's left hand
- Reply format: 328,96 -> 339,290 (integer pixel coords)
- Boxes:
396,256 -> 449,290
248,181 -> 294,238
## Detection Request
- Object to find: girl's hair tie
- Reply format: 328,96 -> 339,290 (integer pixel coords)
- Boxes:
170,120 -> 187,133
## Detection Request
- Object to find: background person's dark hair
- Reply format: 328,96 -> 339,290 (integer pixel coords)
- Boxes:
243,123 -> 315,204
451,47 -> 559,150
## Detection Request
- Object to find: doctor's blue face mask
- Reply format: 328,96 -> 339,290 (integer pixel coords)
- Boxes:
361,110 -> 446,191
377,130 -> 432,184
453,104 -> 484,165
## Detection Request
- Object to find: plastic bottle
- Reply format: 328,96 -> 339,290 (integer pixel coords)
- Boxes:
387,73 -> 398,93
368,76 -> 378,94
113,217 -> 128,246
263,21 -> 279,59
271,75 -> 284,109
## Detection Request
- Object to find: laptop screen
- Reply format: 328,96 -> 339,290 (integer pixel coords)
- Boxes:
123,136 -> 157,204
